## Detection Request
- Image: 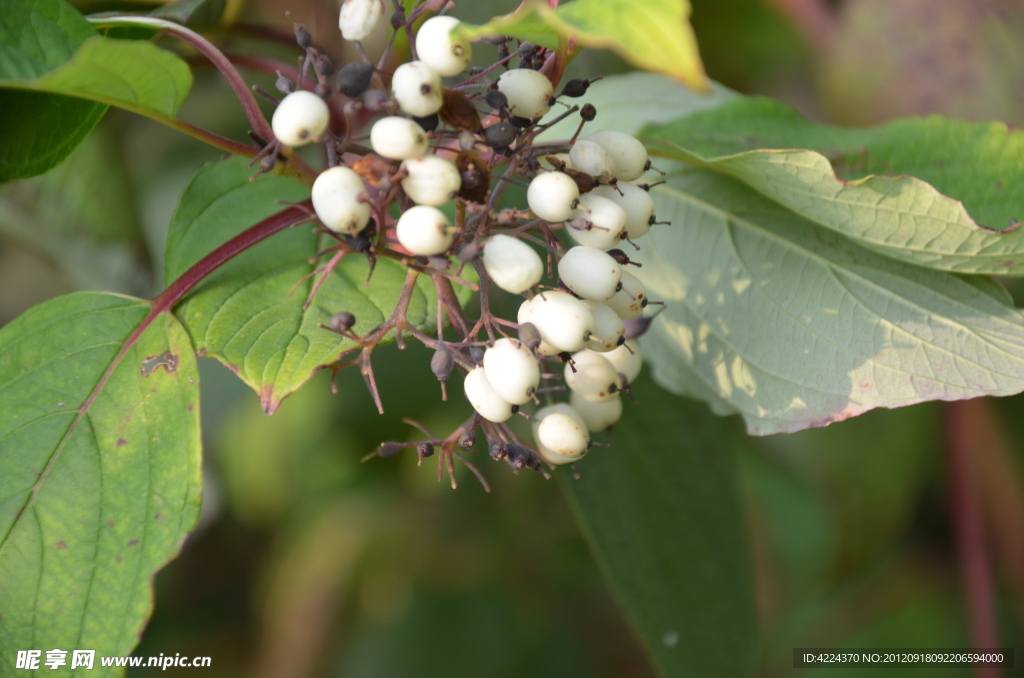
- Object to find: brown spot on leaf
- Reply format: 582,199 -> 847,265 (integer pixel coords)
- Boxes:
128,539 -> 139,547
116,556 -> 124,564
117,438 -> 127,447
141,351 -> 179,377
187,403 -> 194,412
54,541 -> 67,550
106,519 -> 116,528
154,513 -> 164,521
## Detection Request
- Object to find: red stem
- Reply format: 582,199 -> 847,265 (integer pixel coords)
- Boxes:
152,202 -> 312,313
947,400 -> 1001,678
89,16 -> 275,141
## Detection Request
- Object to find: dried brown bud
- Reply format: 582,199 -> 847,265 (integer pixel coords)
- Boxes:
440,87 -> 482,132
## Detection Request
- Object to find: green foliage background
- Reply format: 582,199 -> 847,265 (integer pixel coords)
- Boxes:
0,0 -> 1022,676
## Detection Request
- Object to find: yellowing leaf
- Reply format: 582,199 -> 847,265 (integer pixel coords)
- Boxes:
460,0 -> 708,91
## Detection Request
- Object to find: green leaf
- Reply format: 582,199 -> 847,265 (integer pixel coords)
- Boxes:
636,168 -> 1024,434
0,91 -> 106,181
459,0 -> 709,91
6,36 -> 193,118
164,157 -> 470,414
0,0 -> 96,79
538,72 -> 737,142
561,375 -> 757,677
0,0 -> 107,179
0,292 -> 202,669
640,97 -> 1024,275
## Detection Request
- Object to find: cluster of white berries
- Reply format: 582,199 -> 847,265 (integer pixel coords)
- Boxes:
467,129 -> 660,469
266,1 -> 665,483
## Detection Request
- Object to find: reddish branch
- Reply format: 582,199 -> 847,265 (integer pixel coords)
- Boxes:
946,400 -> 1001,678
90,16 -> 274,141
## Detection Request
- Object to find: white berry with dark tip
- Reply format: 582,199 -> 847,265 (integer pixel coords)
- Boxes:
534,409 -> 589,464
396,205 -> 455,255
339,0 -> 384,41
483,338 -> 540,405
591,183 -> 656,240
570,391 -> 622,432
271,90 -> 329,147
370,116 -> 428,159
569,194 -> 627,249
569,139 -> 614,181
312,166 -> 371,235
565,350 -> 619,403
527,172 -> 579,223
528,291 -> 597,353
463,367 -> 513,422
557,246 -> 623,302
606,271 -> 647,319
586,130 -> 649,181
400,155 -> 461,206
517,298 -> 560,356
483,234 -> 543,294
582,300 -> 625,352
415,16 -> 472,77
392,61 -> 443,117
603,339 -> 643,385
496,69 -> 553,119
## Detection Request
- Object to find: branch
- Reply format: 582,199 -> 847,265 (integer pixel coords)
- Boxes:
946,400 -> 1002,677
153,202 -> 313,313
88,15 -> 275,141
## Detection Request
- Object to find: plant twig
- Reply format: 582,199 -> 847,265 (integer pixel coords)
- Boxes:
947,400 -> 1002,677
88,15 -> 275,141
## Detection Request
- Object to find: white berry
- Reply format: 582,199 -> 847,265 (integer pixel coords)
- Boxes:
483,338 -> 540,405
586,130 -> 649,181
396,205 -> 455,255
527,172 -> 579,223
582,300 -> 625,352
311,166 -> 371,235
483,234 -> 543,294
606,271 -> 647,319
535,410 -> 589,464
415,16 -> 472,77
496,69 -> 553,119
400,155 -> 461,206
517,299 -> 560,356
528,290 -> 596,353
569,139 -> 614,181
463,367 -> 513,422
339,0 -> 384,41
557,246 -> 623,302
570,391 -> 622,432
603,339 -> 643,385
568,194 -> 626,249
392,61 -> 443,117
370,116 -> 428,159
271,90 -> 329,147
565,350 -> 620,403
591,183 -> 656,240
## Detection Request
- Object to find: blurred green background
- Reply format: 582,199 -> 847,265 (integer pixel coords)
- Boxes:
2,0 -> 1023,675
